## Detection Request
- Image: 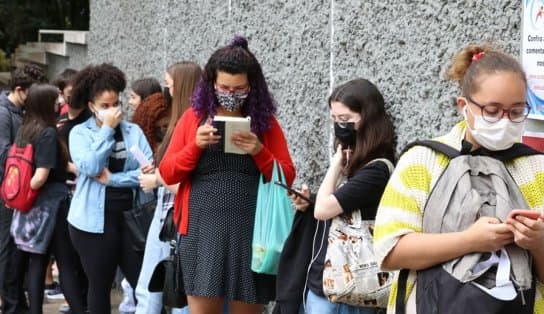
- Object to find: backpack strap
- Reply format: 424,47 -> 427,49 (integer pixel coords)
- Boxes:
394,140 -> 460,313
401,140 -> 461,159
497,143 -> 542,161
395,268 -> 410,314
366,158 -> 395,175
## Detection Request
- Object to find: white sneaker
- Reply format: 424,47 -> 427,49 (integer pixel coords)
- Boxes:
118,278 -> 136,313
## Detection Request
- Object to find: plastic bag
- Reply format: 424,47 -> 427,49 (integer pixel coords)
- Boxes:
251,161 -> 294,275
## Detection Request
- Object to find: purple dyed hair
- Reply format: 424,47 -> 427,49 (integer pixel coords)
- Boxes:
191,35 -> 277,135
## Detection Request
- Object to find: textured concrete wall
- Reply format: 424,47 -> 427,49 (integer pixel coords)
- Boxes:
46,43 -> 88,80
86,0 -> 523,188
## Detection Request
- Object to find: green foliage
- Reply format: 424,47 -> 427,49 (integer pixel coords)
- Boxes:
0,49 -> 9,71
0,0 -> 89,56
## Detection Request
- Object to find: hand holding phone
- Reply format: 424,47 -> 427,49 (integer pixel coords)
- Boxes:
508,209 -> 542,221
274,181 -> 313,204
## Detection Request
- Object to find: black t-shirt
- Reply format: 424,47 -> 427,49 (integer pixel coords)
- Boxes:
307,160 -> 391,296
31,127 -> 66,184
57,108 -> 92,156
57,109 -> 92,182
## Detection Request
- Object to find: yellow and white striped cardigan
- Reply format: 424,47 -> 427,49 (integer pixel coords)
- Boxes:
373,121 -> 544,314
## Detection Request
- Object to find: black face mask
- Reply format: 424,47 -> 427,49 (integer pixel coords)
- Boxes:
163,87 -> 172,106
334,122 -> 356,148
155,129 -> 166,143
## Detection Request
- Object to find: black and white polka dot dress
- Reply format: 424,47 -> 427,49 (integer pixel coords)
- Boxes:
179,147 -> 276,304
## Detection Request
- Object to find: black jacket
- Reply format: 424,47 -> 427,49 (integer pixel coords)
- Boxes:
273,203 -> 318,314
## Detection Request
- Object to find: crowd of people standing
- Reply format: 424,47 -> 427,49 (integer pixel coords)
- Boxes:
0,35 -> 543,314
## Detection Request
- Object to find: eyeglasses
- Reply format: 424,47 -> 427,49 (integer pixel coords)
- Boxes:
465,96 -> 530,123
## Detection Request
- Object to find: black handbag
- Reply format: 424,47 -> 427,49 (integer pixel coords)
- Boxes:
149,240 -> 188,308
123,192 -> 156,252
159,206 -> 177,242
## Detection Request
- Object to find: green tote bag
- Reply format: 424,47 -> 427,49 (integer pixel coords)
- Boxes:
251,161 -> 294,275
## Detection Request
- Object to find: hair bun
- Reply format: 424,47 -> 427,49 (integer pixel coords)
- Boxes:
230,35 -> 248,50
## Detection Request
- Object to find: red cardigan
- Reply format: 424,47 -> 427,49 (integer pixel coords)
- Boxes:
159,108 -> 296,235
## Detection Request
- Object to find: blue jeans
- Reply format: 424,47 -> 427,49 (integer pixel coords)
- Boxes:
134,188 -> 187,314
305,290 -> 377,314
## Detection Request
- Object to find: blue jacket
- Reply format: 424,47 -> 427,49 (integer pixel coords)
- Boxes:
68,117 -> 154,233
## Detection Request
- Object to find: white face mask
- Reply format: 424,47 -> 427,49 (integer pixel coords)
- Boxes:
95,107 -> 118,122
463,105 -> 525,151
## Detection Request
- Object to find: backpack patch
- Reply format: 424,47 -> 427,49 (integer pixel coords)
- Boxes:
1,143 -> 39,212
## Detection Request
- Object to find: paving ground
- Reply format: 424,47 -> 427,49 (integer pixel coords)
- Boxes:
42,289 -> 122,314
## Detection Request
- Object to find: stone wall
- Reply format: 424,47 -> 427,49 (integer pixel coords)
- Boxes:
87,0 -> 523,188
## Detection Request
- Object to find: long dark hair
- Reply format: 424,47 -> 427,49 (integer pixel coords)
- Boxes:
131,77 -> 162,101
191,36 -> 276,135
18,84 -> 68,169
329,79 -> 395,177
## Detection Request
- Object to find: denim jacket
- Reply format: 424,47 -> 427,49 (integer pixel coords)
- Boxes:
68,117 -> 154,233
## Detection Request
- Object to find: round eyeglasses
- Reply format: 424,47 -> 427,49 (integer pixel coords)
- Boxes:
465,96 -> 530,123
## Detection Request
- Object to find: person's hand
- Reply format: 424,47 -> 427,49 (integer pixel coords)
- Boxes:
196,122 -> 221,149
464,217 -> 514,252
505,211 -> 544,252
94,168 -> 111,185
139,173 -> 158,193
141,163 -> 155,175
231,131 -> 263,156
331,145 -> 345,170
102,107 -> 123,129
290,184 -> 310,212
67,162 -> 78,176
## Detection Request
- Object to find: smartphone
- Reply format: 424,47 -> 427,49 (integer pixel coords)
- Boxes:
274,181 -> 314,204
508,209 -> 542,220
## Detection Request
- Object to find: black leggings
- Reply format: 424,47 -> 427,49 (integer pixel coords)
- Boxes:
0,202 -> 28,314
11,249 -> 49,314
51,198 -> 88,314
69,197 -> 144,314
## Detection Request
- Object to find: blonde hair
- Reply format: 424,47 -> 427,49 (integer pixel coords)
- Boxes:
155,61 -> 202,163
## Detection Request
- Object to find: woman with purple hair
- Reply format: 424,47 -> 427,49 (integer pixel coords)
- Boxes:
159,36 -> 296,313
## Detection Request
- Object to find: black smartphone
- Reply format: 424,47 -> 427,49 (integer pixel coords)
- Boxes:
274,181 -> 314,204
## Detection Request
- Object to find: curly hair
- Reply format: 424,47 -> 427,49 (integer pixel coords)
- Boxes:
10,64 -> 47,91
132,92 -> 169,154
191,36 -> 276,135
70,63 -> 126,110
